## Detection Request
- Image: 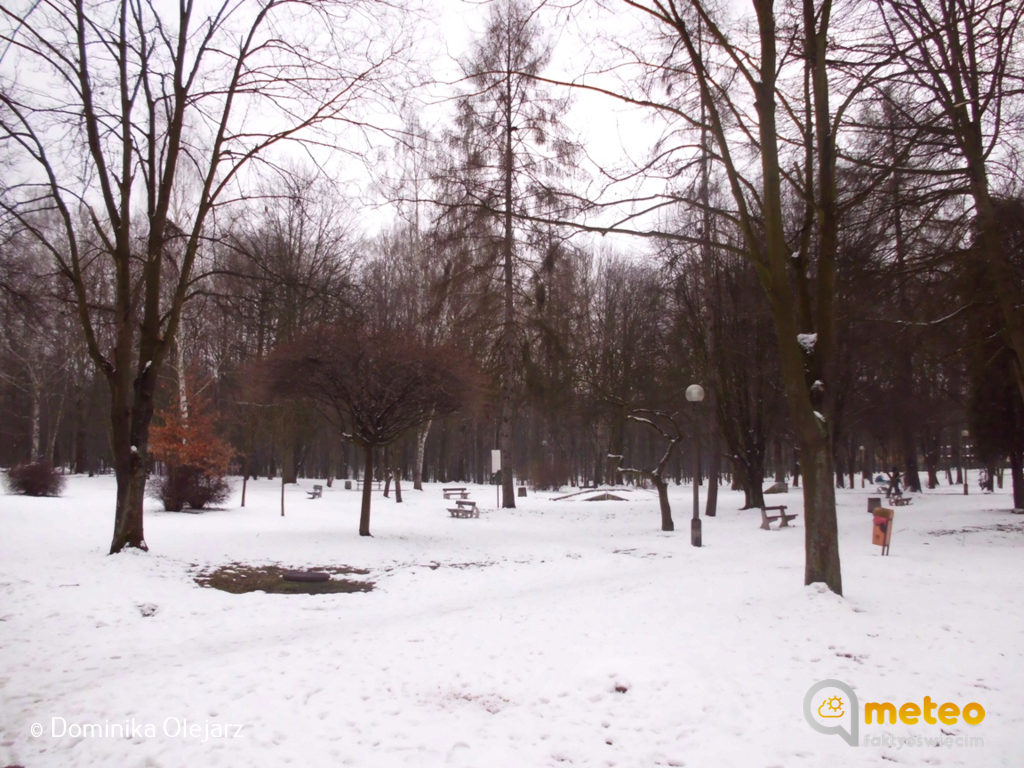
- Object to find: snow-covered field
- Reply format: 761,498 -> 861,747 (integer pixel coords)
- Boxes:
1,474 -> 1021,767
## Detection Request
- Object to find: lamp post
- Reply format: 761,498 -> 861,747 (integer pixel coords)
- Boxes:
686,384 -> 705,547
859,445 -> 866,488
961,429 -> 969,495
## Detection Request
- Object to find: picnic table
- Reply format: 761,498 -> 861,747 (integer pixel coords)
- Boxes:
448,499 -> 479,518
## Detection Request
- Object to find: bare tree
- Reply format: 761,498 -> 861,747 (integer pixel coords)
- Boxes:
216,170 -> 358,483
0,0 -> 405,553
578,253 -> 669,485
358,223 -> 452,489
612,0 -> 861,593
872,0 -> 1024,403
672,236 -> 786,510
618,409 -> 684,531
265,326 -> 481,536
432,0 -> 580,508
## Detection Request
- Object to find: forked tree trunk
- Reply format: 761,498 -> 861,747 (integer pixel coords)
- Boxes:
110,448 -> 149,553
111,467 -> 148,551
109,362 -> 157,553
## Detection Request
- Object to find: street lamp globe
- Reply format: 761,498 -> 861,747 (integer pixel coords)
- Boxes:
685,384 -> 705,403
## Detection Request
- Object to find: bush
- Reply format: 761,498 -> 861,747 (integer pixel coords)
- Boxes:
150,465 -> 232,512
5,460 -> 66,497
148,376 -> 234,512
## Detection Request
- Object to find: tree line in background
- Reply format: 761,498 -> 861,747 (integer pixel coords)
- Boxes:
1,0 -> 1022,593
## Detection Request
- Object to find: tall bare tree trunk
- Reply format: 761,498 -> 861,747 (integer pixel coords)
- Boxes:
359,444 -> 374,536
499,74 -> 517,510
704,428 -> 720,517
413,417 -> 431,490
29,380 -> 42,460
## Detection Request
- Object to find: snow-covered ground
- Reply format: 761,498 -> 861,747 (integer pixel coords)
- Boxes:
1,474 -> 1021,767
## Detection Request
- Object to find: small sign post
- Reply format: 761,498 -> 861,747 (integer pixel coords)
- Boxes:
872,507 -> 894,555
491,450 -> 501,508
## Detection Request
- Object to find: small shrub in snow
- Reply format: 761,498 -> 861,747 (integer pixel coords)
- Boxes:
150,464 -> 231,512
5,460 -> 66,497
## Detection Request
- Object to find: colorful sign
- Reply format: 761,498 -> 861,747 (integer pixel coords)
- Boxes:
872,507 -> 893,554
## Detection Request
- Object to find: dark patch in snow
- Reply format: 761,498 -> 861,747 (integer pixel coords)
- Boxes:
928,521 -> 1024,537
834,651 -> 866,664
194,563 -> 373,595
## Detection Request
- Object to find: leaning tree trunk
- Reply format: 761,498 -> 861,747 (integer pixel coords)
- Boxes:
359,444 -> 374,536
653,474 -> 673,531
705,430 -> 720,517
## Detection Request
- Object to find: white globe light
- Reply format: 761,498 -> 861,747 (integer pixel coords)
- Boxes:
685,384 -> 705,402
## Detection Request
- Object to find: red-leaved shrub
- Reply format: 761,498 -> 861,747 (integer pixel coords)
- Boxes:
149,377 -> 234,512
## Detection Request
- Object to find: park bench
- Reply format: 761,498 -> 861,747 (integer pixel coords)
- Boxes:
448,499 -> 479,518
760,504 -> 798,530
880,484 -> 912,505
307,484 -> 323,499
443,487 -> 469,500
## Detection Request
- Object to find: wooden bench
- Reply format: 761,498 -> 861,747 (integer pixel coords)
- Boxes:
307,484 -> 323,499
760,504 -> 798,530
891,495 -> 912,506
448,499 -> 479,518
443,487 -> 469,500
